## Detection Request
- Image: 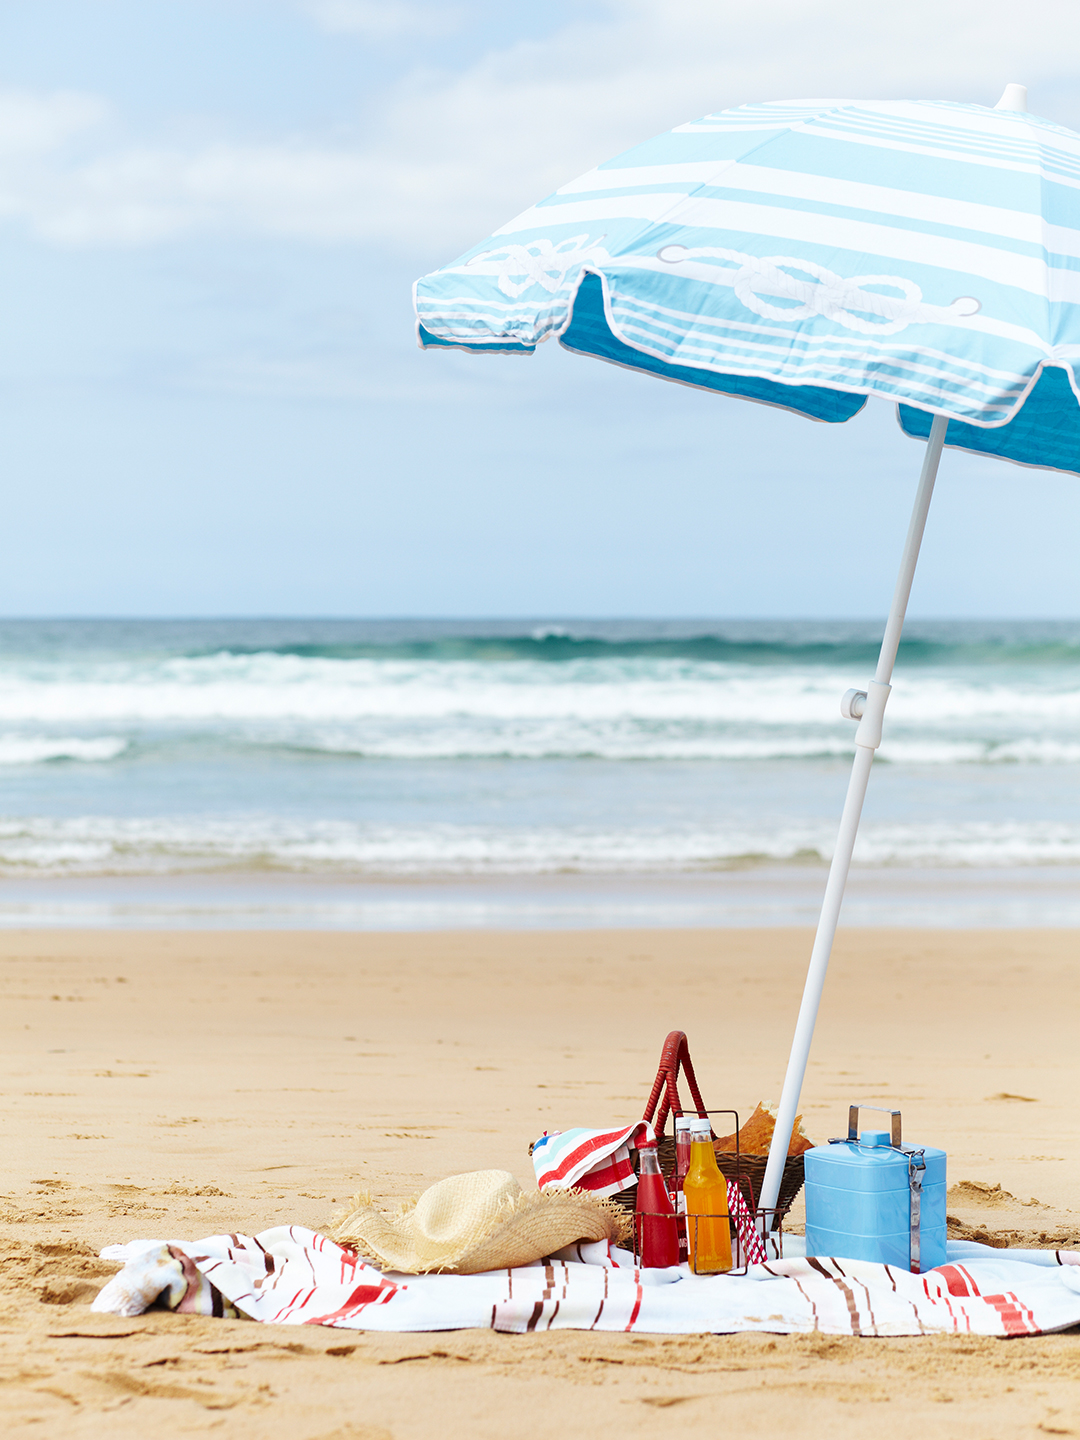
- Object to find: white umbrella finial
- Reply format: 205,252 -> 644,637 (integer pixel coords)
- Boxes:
995,83 -> 1028,112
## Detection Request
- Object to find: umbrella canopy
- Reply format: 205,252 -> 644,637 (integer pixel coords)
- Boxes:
414,85 -> 1076,1237
416,88 -> 1080,474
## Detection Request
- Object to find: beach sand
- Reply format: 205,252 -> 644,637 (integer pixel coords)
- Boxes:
1,925 -> 1077,1437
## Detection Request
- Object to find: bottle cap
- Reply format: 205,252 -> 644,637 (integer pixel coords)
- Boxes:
674,1115 -> 691,1133
638,1136 -> 657,1149
689,1117 -> 712,1138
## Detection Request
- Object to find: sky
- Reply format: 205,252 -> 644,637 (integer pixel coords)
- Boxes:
3,0 -> 1080,618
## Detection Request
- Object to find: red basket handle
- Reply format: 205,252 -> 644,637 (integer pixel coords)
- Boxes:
641,1030 -> 708,1140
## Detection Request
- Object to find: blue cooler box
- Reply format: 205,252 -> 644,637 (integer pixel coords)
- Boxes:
804,1106 -> 946,1272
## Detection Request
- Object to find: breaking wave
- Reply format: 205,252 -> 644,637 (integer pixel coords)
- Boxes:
0,735 -> 128,765
1,815 -> 1079,877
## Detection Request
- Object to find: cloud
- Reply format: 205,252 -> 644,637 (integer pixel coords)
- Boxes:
305,0 -> 464,38
2,1 -> 1080,255
0,89 -> 110,156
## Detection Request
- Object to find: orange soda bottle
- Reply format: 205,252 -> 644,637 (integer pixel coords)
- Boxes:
683,1116 -> 732,1273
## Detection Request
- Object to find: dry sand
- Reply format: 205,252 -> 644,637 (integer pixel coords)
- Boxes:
0,925 -> 1078,1437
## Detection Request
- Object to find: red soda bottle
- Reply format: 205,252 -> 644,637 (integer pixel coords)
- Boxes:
635,1138 -> 680,1268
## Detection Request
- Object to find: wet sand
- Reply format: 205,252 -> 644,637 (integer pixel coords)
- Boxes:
1,926 -> 1078,1437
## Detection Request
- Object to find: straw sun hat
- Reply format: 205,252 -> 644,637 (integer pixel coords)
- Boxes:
329,1169 -> 630,1275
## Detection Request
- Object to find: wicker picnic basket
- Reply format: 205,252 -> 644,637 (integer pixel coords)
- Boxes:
609,1030 -> 806,1222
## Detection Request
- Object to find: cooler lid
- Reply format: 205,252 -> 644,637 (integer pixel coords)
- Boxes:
805,1138 -> 946,1190
808,1107 -> 946,1184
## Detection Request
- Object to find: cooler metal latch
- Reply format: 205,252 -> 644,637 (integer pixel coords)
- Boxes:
906,1149 -> 927,1275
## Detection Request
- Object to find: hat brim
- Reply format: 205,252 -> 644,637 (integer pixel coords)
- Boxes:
330,1187 -> 631,1275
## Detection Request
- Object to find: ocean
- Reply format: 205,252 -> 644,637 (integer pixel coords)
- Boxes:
1,617 -> 1079,927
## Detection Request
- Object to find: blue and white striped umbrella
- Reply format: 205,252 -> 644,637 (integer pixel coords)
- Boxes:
415,91 -> 1080,474
414,87 -> 1080,1231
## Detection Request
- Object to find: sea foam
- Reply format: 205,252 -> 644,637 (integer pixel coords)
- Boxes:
0,651 -> 1078,764
1,619 -> 1079,883
0,815 -> 1078,877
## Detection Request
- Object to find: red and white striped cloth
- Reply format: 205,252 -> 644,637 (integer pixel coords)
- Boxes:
532,1123 -> 654,1197
531,1124 -> 766,1266
93,1229 -> 1080,1336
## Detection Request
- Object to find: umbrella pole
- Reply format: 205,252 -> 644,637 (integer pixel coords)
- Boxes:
758,413 -> 949,1221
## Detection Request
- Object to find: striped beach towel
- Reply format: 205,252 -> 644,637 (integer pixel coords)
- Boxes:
93,1229 -> 1080,1336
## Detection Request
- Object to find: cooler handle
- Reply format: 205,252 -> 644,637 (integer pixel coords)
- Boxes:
847,1104 -> 901,1148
